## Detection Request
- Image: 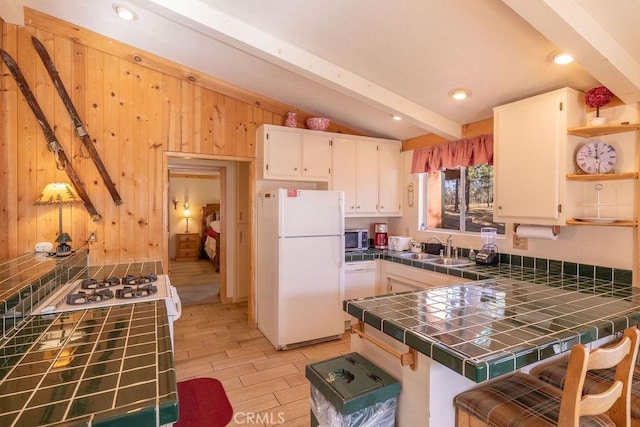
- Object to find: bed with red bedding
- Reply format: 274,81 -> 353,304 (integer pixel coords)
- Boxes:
200,203 -> 220,272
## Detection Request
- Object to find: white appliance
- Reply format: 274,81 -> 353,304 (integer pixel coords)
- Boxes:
257,189 -> 345,350
344,261 -> 376,325
31,273 -> 182,346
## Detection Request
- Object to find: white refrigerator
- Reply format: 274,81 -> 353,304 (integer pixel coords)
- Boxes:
257,189 -> 345,350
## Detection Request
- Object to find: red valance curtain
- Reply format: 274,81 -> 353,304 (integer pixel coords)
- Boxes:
411,134 -> 493,173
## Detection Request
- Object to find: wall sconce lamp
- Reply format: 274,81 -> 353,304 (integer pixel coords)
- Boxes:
183,203 -> 191,233
172,198 -> 179,210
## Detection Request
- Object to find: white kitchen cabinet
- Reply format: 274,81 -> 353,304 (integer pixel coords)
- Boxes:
331,136 -> 402,216
332,137 -> 358,213
377,140 -> 402,215
381,260 -> 469,293
344,261 -> 377,325
355,140 -> 380,215
257,125 -> 331,181
493,87 -> 584,225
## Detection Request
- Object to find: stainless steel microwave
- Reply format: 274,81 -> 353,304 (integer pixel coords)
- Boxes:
345,228 -> 369,251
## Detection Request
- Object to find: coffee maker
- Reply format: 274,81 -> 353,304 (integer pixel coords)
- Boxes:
374,223 -> 388,249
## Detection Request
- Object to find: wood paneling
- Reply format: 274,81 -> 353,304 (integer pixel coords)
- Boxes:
0,11 -> 362,264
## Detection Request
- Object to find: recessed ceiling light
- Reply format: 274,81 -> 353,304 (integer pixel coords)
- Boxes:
449,88 -> 471,100
553,52 -> 573,65
392,115 -> 402,121
548,50 -> 573,65
112,4 -> 138,21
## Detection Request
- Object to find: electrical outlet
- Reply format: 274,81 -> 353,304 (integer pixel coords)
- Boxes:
89,231 -> 97,243
513,235 -> 528,250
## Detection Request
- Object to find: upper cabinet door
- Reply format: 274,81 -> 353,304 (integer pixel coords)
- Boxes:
355,141 -> 379,214
331,137 -> 357,213
301,134 -> 331,180
263,128 -> 301,179
493,87 -> 583,225
258,125 -> 330,182
378,140 -> 402,215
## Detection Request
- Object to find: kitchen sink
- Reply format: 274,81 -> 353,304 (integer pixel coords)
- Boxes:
399,253 -> 438,261
425,257 -> 474,267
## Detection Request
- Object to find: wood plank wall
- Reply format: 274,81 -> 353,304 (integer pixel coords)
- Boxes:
0,9 -> 358,264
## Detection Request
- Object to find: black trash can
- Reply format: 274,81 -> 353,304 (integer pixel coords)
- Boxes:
305,352 -> 400,427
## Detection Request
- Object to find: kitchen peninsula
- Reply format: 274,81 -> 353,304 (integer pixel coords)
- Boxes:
344,253 -> 639,426
0,251 -> 178,426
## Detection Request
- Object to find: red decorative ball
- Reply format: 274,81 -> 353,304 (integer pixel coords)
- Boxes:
585,86 -> 613,108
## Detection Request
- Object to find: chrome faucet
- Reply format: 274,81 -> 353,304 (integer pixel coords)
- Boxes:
446,235 -> 453,258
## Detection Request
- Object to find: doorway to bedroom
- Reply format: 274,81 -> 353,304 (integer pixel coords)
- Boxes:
169,170 -> 222,305
166,155 -> 252,312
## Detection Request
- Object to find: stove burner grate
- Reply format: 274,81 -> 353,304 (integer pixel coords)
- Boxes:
81,277 -> 121,289
66,289 -> 114,305
121,274 -> 157,286
116,284 -> 158,299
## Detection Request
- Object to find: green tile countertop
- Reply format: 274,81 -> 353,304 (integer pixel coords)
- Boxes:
0,257 -> 178,426
344,257 -> 640,383
0,301 -> 177,426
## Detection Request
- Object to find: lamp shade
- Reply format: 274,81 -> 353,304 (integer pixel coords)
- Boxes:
34,183 -> 81,205
55,232 -> 72,243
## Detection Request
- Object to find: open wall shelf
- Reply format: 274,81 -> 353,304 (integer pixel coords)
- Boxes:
566,219 -> 637,227
567,123 -> 639,138
566,172 -> 638,181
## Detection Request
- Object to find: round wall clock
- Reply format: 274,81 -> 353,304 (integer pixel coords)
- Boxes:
575,141 -> 617,174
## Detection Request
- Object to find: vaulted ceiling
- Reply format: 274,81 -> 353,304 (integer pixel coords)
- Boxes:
4,0 -> 640,141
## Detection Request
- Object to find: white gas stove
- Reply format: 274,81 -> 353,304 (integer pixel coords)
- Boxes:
31,273 -> 182,344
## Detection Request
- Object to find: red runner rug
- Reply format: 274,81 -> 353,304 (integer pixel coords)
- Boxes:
176,378 -> 233,427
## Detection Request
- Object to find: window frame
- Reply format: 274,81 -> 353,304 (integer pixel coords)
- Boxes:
418,165 -> 504,235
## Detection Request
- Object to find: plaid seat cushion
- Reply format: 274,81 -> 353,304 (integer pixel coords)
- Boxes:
455,373 -> 616,427
536,361 -> 640,419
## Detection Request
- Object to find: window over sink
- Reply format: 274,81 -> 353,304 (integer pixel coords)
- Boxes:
418,165 -> 505,234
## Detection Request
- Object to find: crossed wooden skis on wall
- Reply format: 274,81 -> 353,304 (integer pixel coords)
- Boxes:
1,36 -> 123,221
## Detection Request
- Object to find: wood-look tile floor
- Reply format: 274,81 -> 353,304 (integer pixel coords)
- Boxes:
173,301 -> 352,426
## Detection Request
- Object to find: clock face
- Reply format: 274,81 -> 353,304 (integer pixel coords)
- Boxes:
576,142 -> 617,174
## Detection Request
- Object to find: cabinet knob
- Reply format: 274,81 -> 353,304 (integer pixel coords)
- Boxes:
498,206 -> 502,210
380,205 -> 384,209
304,168 -> 307,171
294,167 -> 298,171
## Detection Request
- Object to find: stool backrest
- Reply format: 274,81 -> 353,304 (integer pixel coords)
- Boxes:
558,327 -> 640,426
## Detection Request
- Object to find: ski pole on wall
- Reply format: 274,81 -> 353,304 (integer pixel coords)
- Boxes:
0,48 -> 101,221
31,36 -> 123,206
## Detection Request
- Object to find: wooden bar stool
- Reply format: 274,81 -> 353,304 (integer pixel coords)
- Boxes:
532,336 -> 640,425
454,327 -> 640,426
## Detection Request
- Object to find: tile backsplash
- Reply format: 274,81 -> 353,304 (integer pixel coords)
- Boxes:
345,248 -> 633,286
0,250 -> 88,339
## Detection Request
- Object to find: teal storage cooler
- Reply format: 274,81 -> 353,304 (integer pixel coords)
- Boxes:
305,352 -> 400,427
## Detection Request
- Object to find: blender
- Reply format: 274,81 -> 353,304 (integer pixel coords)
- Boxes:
373,223 -> 388,249
475,227 -> 499,265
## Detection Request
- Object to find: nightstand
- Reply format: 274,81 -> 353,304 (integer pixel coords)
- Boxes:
176,233 -> 199,260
